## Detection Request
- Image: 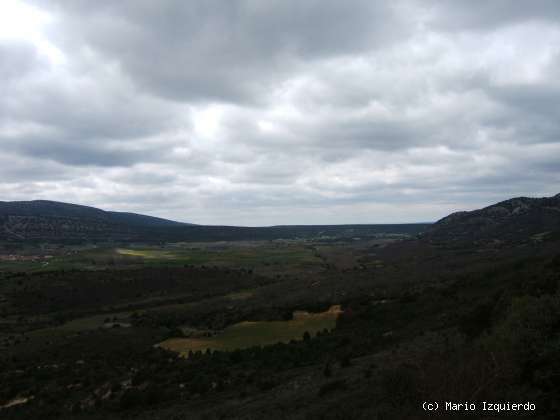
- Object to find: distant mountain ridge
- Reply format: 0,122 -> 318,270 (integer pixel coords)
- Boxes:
0,200 -> 187,226
427,193 -> 560,244
3,195 -> 559,244
0,200 -> 188,242
0,200 -> 429,243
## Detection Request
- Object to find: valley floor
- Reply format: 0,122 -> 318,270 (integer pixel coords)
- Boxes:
1,235 -> 559,419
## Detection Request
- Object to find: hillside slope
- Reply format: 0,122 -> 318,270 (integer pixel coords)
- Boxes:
426,193 -> 560,244
0,200 -> 187,242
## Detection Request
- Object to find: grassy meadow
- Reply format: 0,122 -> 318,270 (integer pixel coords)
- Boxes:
0,242 -> 324,275
158,305 -> 342,355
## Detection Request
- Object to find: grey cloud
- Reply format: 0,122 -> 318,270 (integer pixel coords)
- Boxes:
308,118 -> 435,151
0,41 -> 44,80
228,155 -> 305,185
9,138 -> 165,167
0,153 -> 73,182
483,83 -> 560,144
488,84 -> 560,120
2,74 -> 179,142
35,0 -> 411,102
424,0 -> 560,31
0,41 -> 187,168
110,170 -> 179,187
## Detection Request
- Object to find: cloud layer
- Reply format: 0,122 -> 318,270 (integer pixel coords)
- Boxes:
1,0 -> 559,225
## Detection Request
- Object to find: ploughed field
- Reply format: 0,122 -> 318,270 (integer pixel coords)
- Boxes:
158,305 -> 342,355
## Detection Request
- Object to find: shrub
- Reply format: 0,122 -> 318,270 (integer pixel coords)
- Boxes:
318,379 -> 346,397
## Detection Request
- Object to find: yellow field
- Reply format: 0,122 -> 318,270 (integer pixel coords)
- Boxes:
116,248 -> 175,259
158,305 -> 342,356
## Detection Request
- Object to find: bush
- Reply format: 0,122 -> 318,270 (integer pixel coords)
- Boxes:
492,293 -> 560,368
379,364 -> 420,407
318,379 -> 346,397
458,299 -> 496,340
119,389 -> 143,410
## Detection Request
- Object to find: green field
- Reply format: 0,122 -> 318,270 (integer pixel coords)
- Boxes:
0,242 -> 323,275
158,305 -> 342,355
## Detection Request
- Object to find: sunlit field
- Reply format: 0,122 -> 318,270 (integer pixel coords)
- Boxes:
158,305 -> 342,355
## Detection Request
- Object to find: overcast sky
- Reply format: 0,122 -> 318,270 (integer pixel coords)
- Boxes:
1,0 -> 559,225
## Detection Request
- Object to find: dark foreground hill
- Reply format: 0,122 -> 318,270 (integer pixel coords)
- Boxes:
425,193 -> 560,245
0,200 -> 429,243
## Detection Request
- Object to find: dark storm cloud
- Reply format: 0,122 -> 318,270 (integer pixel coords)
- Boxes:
1,0 -> 559,224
